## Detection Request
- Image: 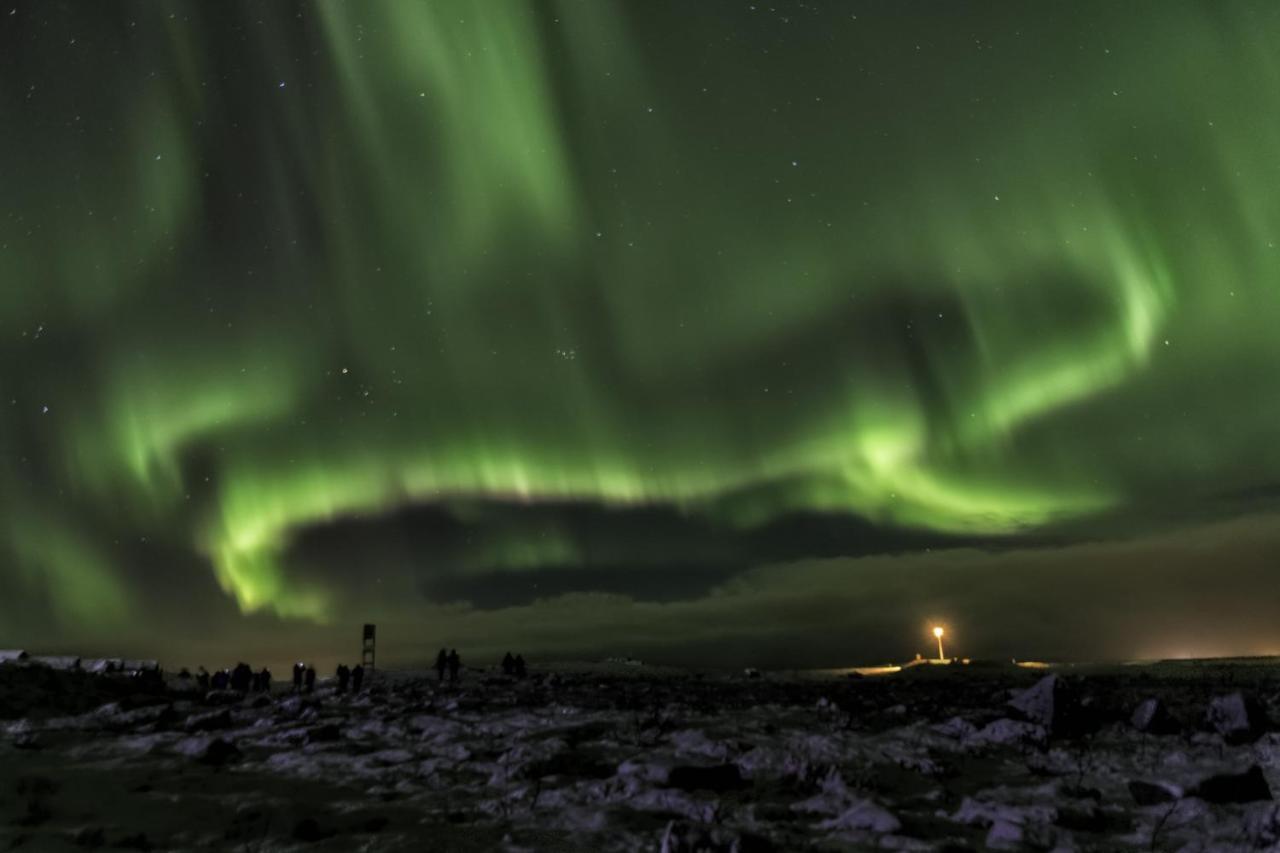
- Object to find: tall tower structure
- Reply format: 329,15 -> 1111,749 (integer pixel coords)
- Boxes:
361,624 -> 376,672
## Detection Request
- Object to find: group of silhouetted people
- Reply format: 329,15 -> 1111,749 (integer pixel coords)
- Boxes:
185,660 -> 369,696
291,662 -> 317,693
501,652 -> 528,678
187,646 -> 537,696
333,663 -> 365,694
434,648 -> 461,682
193,663 -> 272,694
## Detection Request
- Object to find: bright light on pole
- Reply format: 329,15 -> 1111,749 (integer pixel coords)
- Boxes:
932,626 -> 945,662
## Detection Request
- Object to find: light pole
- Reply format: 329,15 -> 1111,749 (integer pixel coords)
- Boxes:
933,626 -> 945,662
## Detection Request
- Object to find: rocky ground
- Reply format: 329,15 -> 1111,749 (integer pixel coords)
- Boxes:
2,660 -> 1280,851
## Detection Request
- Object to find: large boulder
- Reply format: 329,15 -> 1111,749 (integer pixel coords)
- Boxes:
966,718 -> 1047,749
199,738 -> 241,767
292,817 -> 335,843
1128,780 -> 1180,805
175,736 -> 240,766
659,821 -> 774,853
1206,693 -> 1268,744
1130,698 -> 1177,735
816,800 -> 901,833
1007,675 -> 1095,737
1191,765 -> 1271,804
666,764 -> 748,793
306,722 -> 343,744
183,708 -> 232,733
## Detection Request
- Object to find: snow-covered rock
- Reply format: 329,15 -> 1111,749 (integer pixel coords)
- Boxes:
1128,779 -> 1181,805
1131,697 -> 1176,735
1007,674 -> 1091,737
1190,764 -> 1271,803
966,718 -> 1047,748
816,799 -> 901,833
1207,692 -> 1267,744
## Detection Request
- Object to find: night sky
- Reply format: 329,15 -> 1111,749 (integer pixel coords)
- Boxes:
3,1 -> 1280,670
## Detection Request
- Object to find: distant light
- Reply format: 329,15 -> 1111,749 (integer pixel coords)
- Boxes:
932,626 -> 946,662
932,626 -> 944,639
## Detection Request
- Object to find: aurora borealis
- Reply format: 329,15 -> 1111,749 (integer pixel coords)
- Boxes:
4,1 -> 1280,668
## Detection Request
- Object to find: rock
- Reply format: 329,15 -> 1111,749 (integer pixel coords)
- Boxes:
174,735 -> 240,766
951,797 -> 1055,832
1062,784 -> 1101,801
522,750 -> 614,780
985,820 -> 1022,850
202,690 -> 243,706
966,718 -> 1047,748
1243,801 -> 1280,846
934,716 -> 977,739
368,748 -> 414,766
18,799 -> 52,827
659,820 -> 774,853
667,763 -> 748,792
31,655 -> 81,671
1128,780 -> 1180,805
276,696 -> 312,717
1055,804 -> 1128,834
1008,675 -> 1091,737
183,708 -> 232,733
306,723 -> 342,744
199,738 -> 240,766
74,826 -> 105,847
292,817 -> 333,843
816,799 -> 901,833
359,816 -> 389,834
151,705 -> 180,730
617,759 -> 673,785
1207,693 -> 1267,744
1131,697 -> 1177,735
1008,676 -> 1058,724
12,731 -> 41,750
16,775 -> 59,798
1190,765 -> 1271,804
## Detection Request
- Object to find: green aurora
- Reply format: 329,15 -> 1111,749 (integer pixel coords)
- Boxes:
3,1 -> 1280,665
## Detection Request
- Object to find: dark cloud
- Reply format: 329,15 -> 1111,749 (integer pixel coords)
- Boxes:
283,499 -> 1008,609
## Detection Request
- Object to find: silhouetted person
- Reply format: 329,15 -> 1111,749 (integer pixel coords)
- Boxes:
447,649 -> 461,683
514,654 -> 527,679
336,664 -> 350,694
502,652 -> 515,676
211,669 -> 229,691
304,666 -> 316,693
352,664 -> 365,692
257,668 -> 272,693
230,662 -> 252,693
434,648 -> 448,682
196,666 -> 210,692
292,662 -> 305,693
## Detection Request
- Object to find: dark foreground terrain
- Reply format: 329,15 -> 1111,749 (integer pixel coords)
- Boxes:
2,659 -> 1280,851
